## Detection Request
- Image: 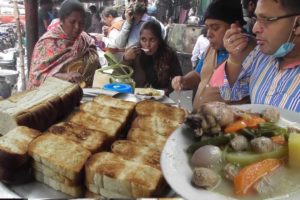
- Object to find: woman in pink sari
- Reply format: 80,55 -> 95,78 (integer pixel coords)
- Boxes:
28,0 -> 100,89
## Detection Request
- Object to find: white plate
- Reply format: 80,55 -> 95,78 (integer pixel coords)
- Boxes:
134,88 -> 165,100
161,104 -> 300,200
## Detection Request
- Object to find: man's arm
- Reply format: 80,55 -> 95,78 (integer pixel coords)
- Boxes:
113,6 -> 133,48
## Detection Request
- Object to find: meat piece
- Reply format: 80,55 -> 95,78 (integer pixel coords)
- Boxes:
250,137 -> 273,153
192,167 -> 220,189
223,163 -> 239,181
201,102 -> 235,126
262,108 -> 280,123
230,135 -> 249,151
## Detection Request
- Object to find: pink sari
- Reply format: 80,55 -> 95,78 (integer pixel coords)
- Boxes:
28,24 -> 100,89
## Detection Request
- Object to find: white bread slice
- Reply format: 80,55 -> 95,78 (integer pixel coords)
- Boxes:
131,115 -> 179,137
85,152 -> 163,198
67,111 -> 122,139
28,134 -> 91,180
34,171 -> 84,197
80,101 -> 130,123
0,126 -> 41,168
48,122 -> 108,153
0,77 -> 82,133
93,94 -> 136,111
135,100 -> 186,123
127,128 -> 167,152
111,140 -> 160,170
33,161 -> 80,186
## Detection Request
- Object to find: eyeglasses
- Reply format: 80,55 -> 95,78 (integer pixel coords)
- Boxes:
255,13 -> 300,26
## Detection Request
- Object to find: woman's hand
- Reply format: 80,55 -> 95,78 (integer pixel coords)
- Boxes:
54,72 -> 82,84
172,76 -> 184,91
123,46 -> 141,61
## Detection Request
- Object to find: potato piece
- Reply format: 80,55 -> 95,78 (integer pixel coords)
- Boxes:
288,132 -> 300,168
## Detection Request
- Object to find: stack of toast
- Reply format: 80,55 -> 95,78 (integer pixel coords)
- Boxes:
0,126 -> 41,184
28,134 -> 91,197
84,100 -> 186,198
0,77 -> 82,133
0,93 -> 185,198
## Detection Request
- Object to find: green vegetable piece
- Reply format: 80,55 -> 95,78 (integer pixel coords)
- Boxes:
225,146 -> 287,166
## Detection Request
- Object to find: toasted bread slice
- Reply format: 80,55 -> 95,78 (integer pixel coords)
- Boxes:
33,161 -> 80,186
67,111 -> 122,139
34,171 -> 84,197
127,128 -> 167,152
135,100 -> 186,123
0,126 -> 41,168
85,190 -> 106,199
80,101 -> 130,123
48,122 -> 108,153
28,134 -> 91,180
86,184 -> 132,199
93,94 -> 136,111
131,116 -> 179,137
111,140 -> 160,170
85,152 -> 163,198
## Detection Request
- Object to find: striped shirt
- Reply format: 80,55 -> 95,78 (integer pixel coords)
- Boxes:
220,46 -> 300,112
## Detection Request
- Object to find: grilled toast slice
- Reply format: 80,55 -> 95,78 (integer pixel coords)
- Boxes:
48,122 -> 108,153
131,115 -> 179,137
67,111 -> 122,139
33,161 -> 80,186
28,134 -> 91,180
93,94 -> 136,111
111,140 -> 160,170
85,152 -> 163,198
80,101 -> 131,123
135,100 -> 186,123
34,171 -> 84,197
0,126 -> 41,168
127,128 -> 167,152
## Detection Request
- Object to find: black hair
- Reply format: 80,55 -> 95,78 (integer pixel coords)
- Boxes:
101,7 -> 119,18
139,20 -> 174,83
39,0 -> 52,6
89,5 -> 97,14
204,0 -> 246,26
277,0 -> 300,13
59,0 -> 85,21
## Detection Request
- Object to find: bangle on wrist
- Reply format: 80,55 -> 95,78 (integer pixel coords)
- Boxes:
227,57 -> 241,66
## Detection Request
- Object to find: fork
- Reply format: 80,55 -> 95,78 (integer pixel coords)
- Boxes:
177,89 -> 181,108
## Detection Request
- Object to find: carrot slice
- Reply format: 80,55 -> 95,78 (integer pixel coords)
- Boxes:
234,158 -> 281,195
224,120 -> 247,133
244,116 -> 266,128
272,135 -> 286,145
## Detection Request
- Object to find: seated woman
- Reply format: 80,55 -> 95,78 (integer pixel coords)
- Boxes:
122,20 -> 182,96
28,0 -> 101,89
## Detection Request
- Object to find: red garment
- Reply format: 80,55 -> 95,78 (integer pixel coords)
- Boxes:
28,25 -> 96,89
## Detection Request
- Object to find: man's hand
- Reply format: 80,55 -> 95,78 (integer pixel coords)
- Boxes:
223,24 -> 249,61
124,4 -> 134,23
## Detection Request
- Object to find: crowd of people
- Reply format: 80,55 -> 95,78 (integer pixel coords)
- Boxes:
28,0 -> 299,113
